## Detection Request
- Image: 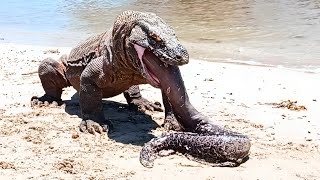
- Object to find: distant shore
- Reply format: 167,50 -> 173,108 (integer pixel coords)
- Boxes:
1,43 -> 320,179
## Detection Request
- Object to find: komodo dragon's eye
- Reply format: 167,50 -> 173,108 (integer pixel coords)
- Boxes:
149,32 -> 162,43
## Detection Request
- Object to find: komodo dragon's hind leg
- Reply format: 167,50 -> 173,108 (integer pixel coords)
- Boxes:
31,55 -> 70,106
123,86 -> 183,132
123,85 -> 163,112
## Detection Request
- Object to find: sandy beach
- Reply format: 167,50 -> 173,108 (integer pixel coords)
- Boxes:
0,43 -> 319,179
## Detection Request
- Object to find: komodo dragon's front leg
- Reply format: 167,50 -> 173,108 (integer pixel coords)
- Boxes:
78,57 -> 170,134
78,57 -> 112,133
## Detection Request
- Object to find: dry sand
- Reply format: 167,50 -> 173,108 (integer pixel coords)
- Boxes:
0,43 -> 319,179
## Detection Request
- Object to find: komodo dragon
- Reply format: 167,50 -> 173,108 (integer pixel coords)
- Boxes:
31,10 -> 250,167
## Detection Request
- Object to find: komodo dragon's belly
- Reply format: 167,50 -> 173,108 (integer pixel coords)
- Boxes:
65,67 -> 145,98
65,66 -> 83,91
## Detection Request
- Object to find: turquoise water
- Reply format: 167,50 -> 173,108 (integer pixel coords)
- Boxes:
0,0 -> 319,72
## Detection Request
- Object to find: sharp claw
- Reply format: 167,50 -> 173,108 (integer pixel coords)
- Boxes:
88,126 -> 95,134
138,106 -> 146,112
94,125 -> 104,134
154,106 -> 163,112
102,125 -> 109,133
79,120 -> 110,134
163,123 -> 172,131
79,121 -> 87,133
146,105 -> 154,111
31,96 -> 39,101
151,101 -> 163,112
99,127 -> 104,134
154,101 -> 162,107
104,122 -> 112,131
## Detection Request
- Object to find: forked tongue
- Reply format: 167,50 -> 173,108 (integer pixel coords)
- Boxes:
134,44 -> 145,61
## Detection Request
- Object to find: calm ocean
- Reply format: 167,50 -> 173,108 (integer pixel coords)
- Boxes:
0,0 -> 319,72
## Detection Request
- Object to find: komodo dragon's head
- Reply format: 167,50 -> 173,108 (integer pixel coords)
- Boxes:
112,10 -> 189,88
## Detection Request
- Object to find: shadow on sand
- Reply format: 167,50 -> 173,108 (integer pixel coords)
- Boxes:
64,93 -> 160,146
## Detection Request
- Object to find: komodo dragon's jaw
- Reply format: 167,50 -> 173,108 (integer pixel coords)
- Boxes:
129,24 -> 190,87
133,44 -> 161,88
127,15 -> 189,65
133,43 -> 188,89
122,11 -> 189,85
111,10 -> 189,87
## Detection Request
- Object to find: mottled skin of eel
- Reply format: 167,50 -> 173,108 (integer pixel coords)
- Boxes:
140,124 -> 251,168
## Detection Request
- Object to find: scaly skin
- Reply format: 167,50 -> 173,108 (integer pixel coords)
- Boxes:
31,10 -> 251,167
32,11 -> 183,133
140,124 -> 251,168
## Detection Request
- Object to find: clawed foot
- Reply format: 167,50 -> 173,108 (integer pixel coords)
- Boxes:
128,97 -> 163,112
31,94 -> 63,107
162,113 -> 183,131
79,119 -> 113,134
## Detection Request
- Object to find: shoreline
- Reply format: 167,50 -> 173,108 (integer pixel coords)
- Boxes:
1,43 -> 320,179
1,41 -> 319,74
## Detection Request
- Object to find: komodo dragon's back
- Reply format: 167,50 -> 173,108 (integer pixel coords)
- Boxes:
67,31 -> 110,65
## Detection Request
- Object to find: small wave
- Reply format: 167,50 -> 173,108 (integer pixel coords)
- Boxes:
199,57 -> 320,74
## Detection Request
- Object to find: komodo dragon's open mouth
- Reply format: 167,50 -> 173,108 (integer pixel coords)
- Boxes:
134,44 -> 167,88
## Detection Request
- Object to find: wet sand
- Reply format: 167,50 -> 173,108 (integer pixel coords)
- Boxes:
0,43 -> 320,179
